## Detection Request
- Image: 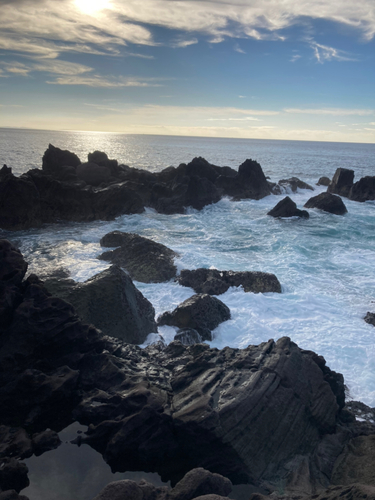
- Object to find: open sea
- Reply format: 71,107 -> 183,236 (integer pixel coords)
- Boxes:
1,127 -> 375,499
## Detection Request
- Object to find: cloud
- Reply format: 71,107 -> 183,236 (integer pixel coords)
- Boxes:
290,54 -> 301,62
0,59 -> 93,77
234,43 -> 246,54
207,116 -> 260,121
284,108 -> 374,116
47,75 -> 164,87
171,38 -> 198,48
310,41 -> 359,63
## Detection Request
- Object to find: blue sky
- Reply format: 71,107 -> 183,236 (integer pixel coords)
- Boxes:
0,0 -> 374,142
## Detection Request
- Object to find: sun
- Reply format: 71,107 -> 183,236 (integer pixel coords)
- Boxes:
75,0 -> 111,16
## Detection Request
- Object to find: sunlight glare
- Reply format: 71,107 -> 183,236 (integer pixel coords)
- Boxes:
75,0 -> 111,16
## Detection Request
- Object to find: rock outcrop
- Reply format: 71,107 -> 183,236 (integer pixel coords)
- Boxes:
364,312 -> 375,327
99,231 -> 178,283
267,197 -> 309,218
304,192 -> 348,215
177,269 -> 281,295
317,176 -> 331,186
328,169 -> 354,198
349,176 -> 375,203
157,294 -> 231,340
43,265 -> 157,344
278,177 -> 314,192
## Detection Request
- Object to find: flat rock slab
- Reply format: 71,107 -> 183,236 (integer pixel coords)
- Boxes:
267,196 -> 309,218
99,231 -> 178,283
177,269 -> 281,295
157,293 -> 231,340
304,192 -> 347,215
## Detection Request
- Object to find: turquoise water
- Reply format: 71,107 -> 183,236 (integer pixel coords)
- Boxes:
1,128 -> 375,406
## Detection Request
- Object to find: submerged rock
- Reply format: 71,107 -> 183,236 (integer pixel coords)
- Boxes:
177,269 -> 281,295
44,265 -> 157,344
99,231 -> 178,283
157,294 -> 231,340
267,196 -> 309,218
304,192 -> 348,215
328,168 -> 354,198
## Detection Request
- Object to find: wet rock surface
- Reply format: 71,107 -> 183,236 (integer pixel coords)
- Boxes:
349,176 -> 375,202
44,265 -> 157,344
328,168 -> 354,198
177,269 -> 281,295
317,176 -> 331,186
157,294 -> 231,340
99,231 -> 178,283
267,196 -> 309,218
278,177 -> 314,192
364,312 -> 375,326
304,192 -> 348,215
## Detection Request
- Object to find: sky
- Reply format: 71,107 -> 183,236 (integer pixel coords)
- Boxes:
0,0 -> 374,143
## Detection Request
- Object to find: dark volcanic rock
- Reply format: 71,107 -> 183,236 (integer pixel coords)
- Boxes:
0,491 -> 30,500
42,144 -> 81,176
177,269 -> 281,295
317,176 -> 331,186
44,265 -> 156,344
99,231 -> 178,283
0,458 -> 29,493
349,176 -> 375,202
157,294 -> 231,340
304,192 -> 348,215
267,196 -> 309,218
278,177 -> 314,192
174,329 -> 203,345
170,468 -> 232,500
76,162 -> 111,186
364,312 -> 375,326
92,478 -> 168,500
331,434 -> 375,486
328,168 -> 354,198
216,159 -> 271,201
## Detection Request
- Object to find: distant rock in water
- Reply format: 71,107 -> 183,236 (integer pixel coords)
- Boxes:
364,312 -> 375,327
43,265 -> 156,344
304,192 -> 348,215
216,159 -> 271,200
349,176 -> 375,203
157,294 -> 231,340
328,168 -> 354,198
267,196 -> 309,218
177,268 -> 281,295
99,231 -> 178,283
317,176 -> 331,186
278,177 -> 314,192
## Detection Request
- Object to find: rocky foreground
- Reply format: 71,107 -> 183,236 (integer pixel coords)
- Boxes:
1,240 -> 375,500
1,144 -> 374,231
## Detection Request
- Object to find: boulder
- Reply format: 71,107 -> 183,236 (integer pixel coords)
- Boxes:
216,159 -> 271,201
328,168 -> 354,198
267,196 -> 309,218
177,269 -> 281,295
0,458 -> 29,493
43,265 -> 157,344
304,192 -> 347,215
0,172 -> 42,230
317,176 -> 331,186
364,312 -> 375,327
157,294 -> 231,340
278,177 -> 314,192
99,232 -> 178,283
42,144 -> 81,176
92,478 -> 167,500
76,162 -> 111,186
169,468 -> 232,500
349,176 -> 375,202
31,429 -> 61,457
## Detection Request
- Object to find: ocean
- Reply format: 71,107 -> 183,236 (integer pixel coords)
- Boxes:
1,127 -> 375,410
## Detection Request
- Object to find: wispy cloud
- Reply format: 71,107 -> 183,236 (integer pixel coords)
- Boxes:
310,42 -> 359,63
171,37 -> 198,48
234,43 -> 246,54
290,54 -> 301,62
48,76 -> 164,87
284,108 -> 374,116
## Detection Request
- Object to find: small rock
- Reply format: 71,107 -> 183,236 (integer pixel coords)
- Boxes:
267,197 -> 309,218
317,176 -> 331,186
169,468 -> 232,500
364,312 -> 375,327
304,192 -> 347,215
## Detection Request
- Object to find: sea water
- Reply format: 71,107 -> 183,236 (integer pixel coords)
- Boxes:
1,128 -> 375,409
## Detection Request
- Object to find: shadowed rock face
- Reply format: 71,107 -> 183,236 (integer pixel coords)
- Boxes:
349,176 -> 375,202
328,168 -> 354,198
177,269 -> 281,295
42,144 -> 81,176
304,192 -> 347,215
44,265 -> 157,344
157,294 -> 231,340
267,197 -> 309,218
99,231 -> 178,283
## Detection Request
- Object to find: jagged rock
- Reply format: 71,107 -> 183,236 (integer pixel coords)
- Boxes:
267,197 -> 309,218
328,168 -> 354,198
216,159 -> 271,201
92,478 -> 168,500
304,192 -> 347,215
364,312 -> 375,326
317,176 -> 331,186
157,294 -> 231,340
0,458 -> 29,493
331,435 -> 375,486
177,269 -> 281,295
278,177 -> 314,192
0,240 -> 28,286
44,265 -> 156,344
349,176 -> 375,202
31,429 -> 61,456
174,329 -> 203,345
99,232 -> 178,283
42,144 -> 81,176
76,162 -> 111,186
0,427 -> 32,460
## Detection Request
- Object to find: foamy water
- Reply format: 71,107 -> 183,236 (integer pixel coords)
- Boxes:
1,129 -> 375,406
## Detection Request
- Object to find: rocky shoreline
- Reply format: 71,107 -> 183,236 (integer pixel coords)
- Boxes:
1,240 -> 375,500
